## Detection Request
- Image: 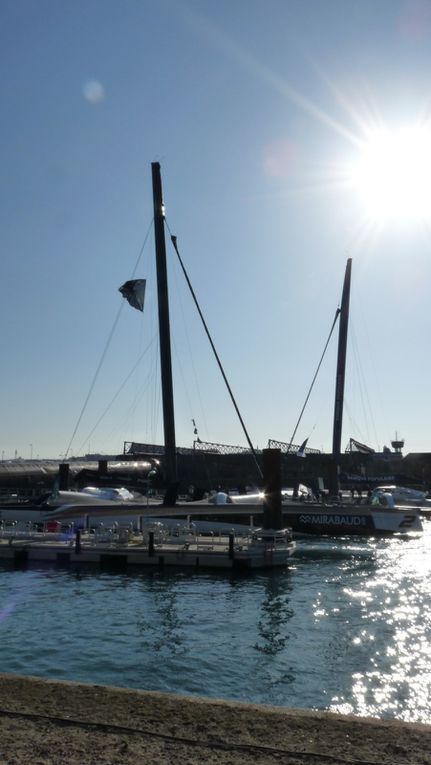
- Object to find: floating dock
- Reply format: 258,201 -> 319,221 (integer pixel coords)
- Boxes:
0,526 -> 295,571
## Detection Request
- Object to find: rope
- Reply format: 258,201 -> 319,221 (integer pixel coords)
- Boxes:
287,308 -> 340,453
167,225 -> 262,479
63,219 -> 154,460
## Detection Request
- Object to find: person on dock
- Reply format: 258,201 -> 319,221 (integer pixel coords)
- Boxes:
380,491 -> 395,508
213,487 -> 230,505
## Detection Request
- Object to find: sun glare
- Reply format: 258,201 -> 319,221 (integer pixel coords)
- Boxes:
351,125 -> 431,222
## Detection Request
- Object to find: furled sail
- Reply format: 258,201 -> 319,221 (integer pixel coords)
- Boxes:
119,279 -> 146,312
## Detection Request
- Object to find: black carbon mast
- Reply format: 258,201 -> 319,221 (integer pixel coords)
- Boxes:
151,162 -> 178,505
330,258 -> 352,494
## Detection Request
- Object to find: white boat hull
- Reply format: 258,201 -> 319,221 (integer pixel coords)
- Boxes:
0,492 -> 423,537
41,501 -> 423,537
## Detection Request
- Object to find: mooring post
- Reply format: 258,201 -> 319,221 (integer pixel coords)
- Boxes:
75,528 -> 81,555
263,448 -> 282,529
59,463 -> 69,491
98,459 -> 108,475
148,530 -> 155,557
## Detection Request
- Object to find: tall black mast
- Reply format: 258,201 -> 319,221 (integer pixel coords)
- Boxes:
331,258 -> 352,470
151,162 -> 178,504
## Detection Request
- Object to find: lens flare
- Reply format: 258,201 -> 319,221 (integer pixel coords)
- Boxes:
350,125 -> 431,221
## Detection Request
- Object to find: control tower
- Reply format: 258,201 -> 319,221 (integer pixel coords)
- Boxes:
391,433 -> 404,455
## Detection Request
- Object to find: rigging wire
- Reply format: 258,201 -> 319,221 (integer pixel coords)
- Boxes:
352,306 -> 384,451
76,333 -> 158,455
148,335 -> 161,446
349,323 -> 371,444
287,308 -> 341,453
63,302 -> 125,461
104,353 -> 160,449
63,219 -> 154,460
166,222 -> 263,479
170,248 -> 210,442
350,319 -> 381,450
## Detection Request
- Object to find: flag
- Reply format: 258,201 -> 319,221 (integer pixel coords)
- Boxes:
119,279 -> 146,312
296,438 -> 308,458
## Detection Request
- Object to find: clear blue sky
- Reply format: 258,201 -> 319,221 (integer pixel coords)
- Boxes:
1,0 -> 430,460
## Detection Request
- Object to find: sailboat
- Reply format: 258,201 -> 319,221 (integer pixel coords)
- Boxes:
189,258 -> 422,536
259,259 -> 423,536
8,169 -> 421,538
18,164 -> 291,552
69,227 -> 421,536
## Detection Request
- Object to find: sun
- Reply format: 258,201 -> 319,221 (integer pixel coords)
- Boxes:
350,125 -> 431,222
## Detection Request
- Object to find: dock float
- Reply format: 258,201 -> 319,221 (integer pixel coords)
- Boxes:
0,526 -> 295,570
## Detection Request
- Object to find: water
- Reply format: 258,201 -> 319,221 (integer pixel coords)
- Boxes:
1,521 -> 430,723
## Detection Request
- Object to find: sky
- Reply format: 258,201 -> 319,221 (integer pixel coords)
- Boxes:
1,0 -> 431,460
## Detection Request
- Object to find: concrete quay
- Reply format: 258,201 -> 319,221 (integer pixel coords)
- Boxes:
0,673 -> 430,764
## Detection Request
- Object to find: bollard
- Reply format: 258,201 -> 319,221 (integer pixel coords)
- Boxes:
75,528 -> 81,555
148,530 -> 155,557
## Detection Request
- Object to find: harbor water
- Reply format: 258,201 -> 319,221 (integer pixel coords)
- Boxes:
0,520 -> 430,723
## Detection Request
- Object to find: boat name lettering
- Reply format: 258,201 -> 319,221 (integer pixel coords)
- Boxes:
298,514 -> 367,526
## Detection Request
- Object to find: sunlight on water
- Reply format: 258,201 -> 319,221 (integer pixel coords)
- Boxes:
0,522 -> 430,722
328,528 -> 431,722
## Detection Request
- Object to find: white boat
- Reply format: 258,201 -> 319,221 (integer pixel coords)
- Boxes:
202,494 -> 423,536
41,489 -> 421,536
191,259 -> 423,538
42,501 -> 263,536
0,486 -> 148,526
371,485 -> 431,508
269,259 -> 423,537
278,500 -> 423,535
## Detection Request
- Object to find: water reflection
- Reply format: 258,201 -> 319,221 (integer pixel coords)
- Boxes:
0,526 -> 430,721
136,573 -> 189,656
254,572 -> 294,655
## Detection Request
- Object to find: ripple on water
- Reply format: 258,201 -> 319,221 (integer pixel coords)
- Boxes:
0,524 -> 430,721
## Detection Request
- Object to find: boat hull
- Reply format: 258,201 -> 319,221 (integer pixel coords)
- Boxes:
282,505 -> 422,535
37,500 -> 423,537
